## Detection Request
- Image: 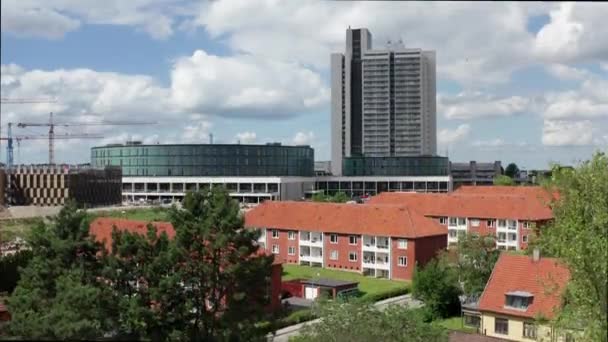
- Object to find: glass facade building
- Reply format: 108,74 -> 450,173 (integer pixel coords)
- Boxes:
91,143 -> 314,177
342,156 -> 448,176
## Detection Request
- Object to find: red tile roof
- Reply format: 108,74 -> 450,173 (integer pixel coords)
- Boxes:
244,201 -> 446,238
454,185 -> 559,201
88,217 -> 281,265
90,217 -> 175,252
367,191 -> 554,220
478,253 -> 570,319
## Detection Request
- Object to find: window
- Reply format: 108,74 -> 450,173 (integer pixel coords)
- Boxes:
458,218 -> 466,225
522,235 -> 528,243
349,235 -> 358,245
288,246 -> 296,255
523,221 -> 530,229
449,230 -> 458,238
330,234 -> 338,244
398,239 -> 408,249
464,314 -> 480,328
470,219 -> 480,227
487,219 -> 495,227
272,230 -> 279,239
508,220 -> 517,230
330,250 -> 338,260
506,294 -> 532,309
288,231 -> 296,240
523,322 -> 537,339
398,256 -> 407,267
272,245 -> 279,254
439,217 -> 447,225
449,217 -> 457,226
349,252 -> 358,262
495,318 -> 509,335
498,219 -> 507,228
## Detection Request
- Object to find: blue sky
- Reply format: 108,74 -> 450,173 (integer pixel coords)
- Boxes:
1,1 -> 606,169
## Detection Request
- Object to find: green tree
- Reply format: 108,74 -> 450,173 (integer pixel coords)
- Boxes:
412,255 -> 461,319
101,223 -> 175,340
7,202 -> 112,339
0,249 -> 33,293
504,163 -> 520,178
330,192 -> 350,203
493,174 -> 515,185
165,187 -> 275,341
537,152 -> 608,341
456,234 -> 500,296
292,302 -> 447,342
311,192 -> 329,202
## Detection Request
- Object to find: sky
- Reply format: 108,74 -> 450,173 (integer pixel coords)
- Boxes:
1,0 -> 607,170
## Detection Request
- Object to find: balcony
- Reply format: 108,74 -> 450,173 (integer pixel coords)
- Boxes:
300,231 -> 324,247
300,254 -> 323,264
362,235 -> 390,252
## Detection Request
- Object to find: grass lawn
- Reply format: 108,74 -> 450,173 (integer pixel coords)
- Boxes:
89,207 -> 170,222
0,218 -> 43,243
436,316 -> 477,333
282,264 -> 409,301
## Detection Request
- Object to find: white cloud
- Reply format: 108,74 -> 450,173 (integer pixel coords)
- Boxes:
439,92 -> 536,120
169,50 -> 329,118
438,124 -> 471,145
181,120 -> 213,143
534,3 -> 608,63
542,120 -> 593,146
292,131 -> 315,146
545,64 -> 591,81
543,78 -> 608,120
0,0 -> 190,39
234,131 -> 257,144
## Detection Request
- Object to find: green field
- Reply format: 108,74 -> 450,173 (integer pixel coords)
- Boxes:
0,218 -> 44,243
282,264 -> 409,301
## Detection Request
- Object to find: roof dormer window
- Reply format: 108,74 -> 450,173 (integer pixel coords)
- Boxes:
505,291 -> 533,310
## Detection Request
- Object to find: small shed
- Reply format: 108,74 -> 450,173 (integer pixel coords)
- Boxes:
300,278 -> 359,300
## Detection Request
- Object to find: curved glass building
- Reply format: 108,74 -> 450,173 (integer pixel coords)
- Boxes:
91,142 -> 314,177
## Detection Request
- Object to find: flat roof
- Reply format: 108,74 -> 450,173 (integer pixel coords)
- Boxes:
300,278 -> 359,288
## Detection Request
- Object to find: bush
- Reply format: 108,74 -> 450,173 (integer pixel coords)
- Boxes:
359,286 -> 410,304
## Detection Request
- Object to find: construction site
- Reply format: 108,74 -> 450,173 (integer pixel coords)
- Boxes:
0,97 -> 150,212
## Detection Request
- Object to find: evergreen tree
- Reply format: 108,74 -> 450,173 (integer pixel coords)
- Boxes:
7,202 -> 112,339
505,163 -> 520,178
166,187 -> 275,341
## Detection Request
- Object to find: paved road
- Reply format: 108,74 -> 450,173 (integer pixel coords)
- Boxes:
268,294 -> 423,342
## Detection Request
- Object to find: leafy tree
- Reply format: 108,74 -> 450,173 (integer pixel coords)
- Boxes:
165,187 -> 275,341
7,202 -> 112,339
311,192 -> 350,203
504,163 -> 520,178
493,174 -> 515,186
456,234 -> 500,296
412,255 -> 461,319
292,302 -> 447,342
537,152 -> 607,341
311,192 -> 328,202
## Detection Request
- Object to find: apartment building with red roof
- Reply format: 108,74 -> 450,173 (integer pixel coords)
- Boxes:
89,217 -> 283,311
470,252 -> 570,341
367,186 -> 555,250
244,201 -> 447,281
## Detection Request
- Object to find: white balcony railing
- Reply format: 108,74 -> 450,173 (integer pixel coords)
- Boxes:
300,254 -> 323,263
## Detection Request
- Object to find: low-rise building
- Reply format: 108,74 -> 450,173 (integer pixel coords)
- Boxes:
472,252 -> 571,342
367,186 -> 556,250
244,201 -> 447,281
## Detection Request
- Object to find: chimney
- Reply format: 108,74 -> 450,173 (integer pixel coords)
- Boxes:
532,248 -> 540,262
209,133 -> 214,145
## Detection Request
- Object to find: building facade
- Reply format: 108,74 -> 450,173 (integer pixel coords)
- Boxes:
367,186 -> 556,250
3,165 -> 121,206
315,175 -> 451,197
91,142 -> 314,177
342,155 -> 448,176
92,142 -> 316,204
331,27 -> 436,175
472,253 -> 572,342
450,161 -> 502,188
245,201 -> 447,281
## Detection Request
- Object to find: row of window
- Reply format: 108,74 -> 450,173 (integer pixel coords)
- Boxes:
269,230 -> 408,249
440,217 -> 532,229
494,318 -> 536,339
270,245 -> 408,266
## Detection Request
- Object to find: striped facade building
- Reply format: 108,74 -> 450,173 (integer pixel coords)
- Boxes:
4,165 -> 122,206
